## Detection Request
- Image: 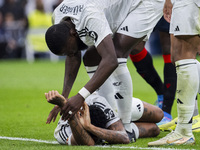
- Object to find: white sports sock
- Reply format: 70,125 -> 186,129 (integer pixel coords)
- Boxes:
85,58 -> 133,131
195,60 -> 200,93
193,59 -> 200,116
98,73 -> 118,112
112,58 -> 133,127
175,59 -> 199,136
193,96 -> 198,117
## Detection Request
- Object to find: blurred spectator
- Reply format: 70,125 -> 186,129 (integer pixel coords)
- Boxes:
0,0 -> 28,59
25,0 -> 58,61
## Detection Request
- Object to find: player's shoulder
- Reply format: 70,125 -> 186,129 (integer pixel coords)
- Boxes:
85,92 -> 107,105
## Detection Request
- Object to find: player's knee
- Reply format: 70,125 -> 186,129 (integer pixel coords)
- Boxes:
143,124 -> 160,137
155,108 -> 164,123
151,125 -> 160,137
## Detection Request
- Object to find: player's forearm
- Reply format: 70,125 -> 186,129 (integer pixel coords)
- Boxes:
84,35 -> 118,94
69,114 -> 95,146
86,124 -> 129,144
62,52 -> 81,98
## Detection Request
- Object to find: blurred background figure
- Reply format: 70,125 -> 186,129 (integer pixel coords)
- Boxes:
0,0 -> 28,59
25,0 -> 58,62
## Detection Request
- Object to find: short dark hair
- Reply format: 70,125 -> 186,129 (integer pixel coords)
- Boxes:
45,22 -> 70,55
89,105 -> 107,129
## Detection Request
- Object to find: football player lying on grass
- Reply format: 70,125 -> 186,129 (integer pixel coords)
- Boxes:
45,90 -> 163,145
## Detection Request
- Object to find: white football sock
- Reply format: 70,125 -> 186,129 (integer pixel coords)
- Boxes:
85,58 -> 133,132
195,59 -> 200,93
175,59 -> 199,136
112,58 -> 133,130
193,96 -> 198,117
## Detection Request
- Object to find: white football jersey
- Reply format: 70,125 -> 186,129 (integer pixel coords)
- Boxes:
53,0 -> 141,47
54,93 -> 120,145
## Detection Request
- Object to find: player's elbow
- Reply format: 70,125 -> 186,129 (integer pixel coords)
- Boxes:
85,141 -> 95,146
120,133 -> 130,144
124,138 -> 131,144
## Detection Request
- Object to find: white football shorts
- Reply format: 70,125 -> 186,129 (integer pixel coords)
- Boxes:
117,0 -> 164,40
170,0 -> 200,36
131,97 -> 144,121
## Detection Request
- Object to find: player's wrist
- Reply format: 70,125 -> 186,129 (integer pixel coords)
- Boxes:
85,123 -> 95,132
78,87 -> 91,99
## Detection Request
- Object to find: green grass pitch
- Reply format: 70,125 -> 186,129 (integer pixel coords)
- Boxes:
0,56 -> 200,150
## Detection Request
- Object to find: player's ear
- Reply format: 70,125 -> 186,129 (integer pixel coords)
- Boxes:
70,29 -> 78,37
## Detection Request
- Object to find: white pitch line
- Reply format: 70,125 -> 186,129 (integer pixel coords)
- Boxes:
0,136 -> 195,150
0,136 -> 58,144
96,145 -> 194,150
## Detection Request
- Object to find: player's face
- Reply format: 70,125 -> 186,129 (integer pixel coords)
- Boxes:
59,21 -> 88,56
61,35 -> 87,57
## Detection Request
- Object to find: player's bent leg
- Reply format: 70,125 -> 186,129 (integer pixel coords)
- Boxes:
150,36 -> 199,147
129,44 -> 164,109
172,36 -> 199,135
135,122 -> 160,138
136,101 -> 163,123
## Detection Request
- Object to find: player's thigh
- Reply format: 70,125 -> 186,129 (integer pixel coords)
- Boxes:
170,1 -> 200,62
114,0 -> 164,58
113,33 -> 144,58
171,34 -> 200,63
130,41 -> 146,55
137,101 -> 163,123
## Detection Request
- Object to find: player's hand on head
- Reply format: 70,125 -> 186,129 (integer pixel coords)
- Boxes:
163,0 -> 172,23
46,105 -> 61,124
61,94 -> 84,121
78,102 -> 91,129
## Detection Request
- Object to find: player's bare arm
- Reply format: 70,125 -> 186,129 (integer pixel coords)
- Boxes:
62,51 -> 82,98
84,34 -> 118,94
61,34 -> 118,121
46,105 -> 60,124
163,0 -> 172,23
79,102 -> 129,144
45,90 -> 67,123
45,90 -> 66,107
69,114 -> 95,146
45,91 -> 95,145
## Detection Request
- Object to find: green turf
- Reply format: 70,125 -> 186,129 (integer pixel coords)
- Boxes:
0,57 -> 199,150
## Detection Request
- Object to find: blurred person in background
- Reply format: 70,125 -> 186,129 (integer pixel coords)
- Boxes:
0,0 -> 28,59
26,0 -> 52,59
